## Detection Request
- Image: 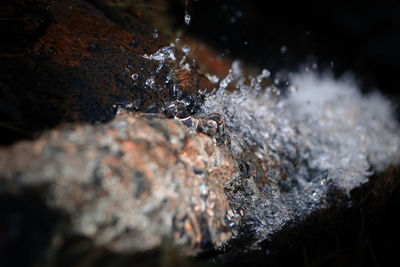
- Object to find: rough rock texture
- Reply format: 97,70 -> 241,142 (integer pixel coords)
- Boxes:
0,111 -> 236,254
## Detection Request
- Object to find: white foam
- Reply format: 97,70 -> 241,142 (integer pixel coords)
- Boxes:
201,65 -> 400,237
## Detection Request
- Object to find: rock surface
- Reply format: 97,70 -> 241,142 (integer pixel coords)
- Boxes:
1,111 -> 236,254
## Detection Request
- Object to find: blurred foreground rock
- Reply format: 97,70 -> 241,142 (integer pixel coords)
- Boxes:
0,110 -> 236,255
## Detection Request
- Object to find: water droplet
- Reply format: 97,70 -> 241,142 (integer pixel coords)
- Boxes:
145,77 -> 155,89
131,73 -> 138,80
153,32 -> 159,39
244,41 -> 248,45
205,73 -> 220,84
257,69 -> 271,83
181,45 -> 190,55
219,79 -> 229,89
182,62 -> 191,71
184,13 -> 191,25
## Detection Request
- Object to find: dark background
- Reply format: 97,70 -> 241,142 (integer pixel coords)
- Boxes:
185,0 -> 400,118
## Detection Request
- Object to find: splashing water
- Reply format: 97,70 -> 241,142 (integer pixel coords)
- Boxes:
129,38 -> 400,242
184,13 -> 191,25
143,46 -> 176,73
201,62 -> 400,239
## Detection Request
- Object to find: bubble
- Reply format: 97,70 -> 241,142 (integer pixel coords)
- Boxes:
280,45 -> 287,54
153,32 -> 159,39
131,73 -> 138,80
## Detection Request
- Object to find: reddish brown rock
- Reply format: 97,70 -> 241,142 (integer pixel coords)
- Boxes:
0,0 -> 214,144
0,110 -> 236,254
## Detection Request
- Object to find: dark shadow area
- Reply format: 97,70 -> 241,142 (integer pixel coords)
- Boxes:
0,187 -> 63,267
0,187 -> 194,267
187,0 -> 400,118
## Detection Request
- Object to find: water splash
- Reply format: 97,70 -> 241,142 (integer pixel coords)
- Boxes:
201,63 -> 400,240
143,46 -> 176,73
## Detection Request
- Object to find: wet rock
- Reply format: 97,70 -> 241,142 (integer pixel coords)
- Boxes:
1,0 -> 400,266
195,113 -> 231,147
0,0 -> 213,144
